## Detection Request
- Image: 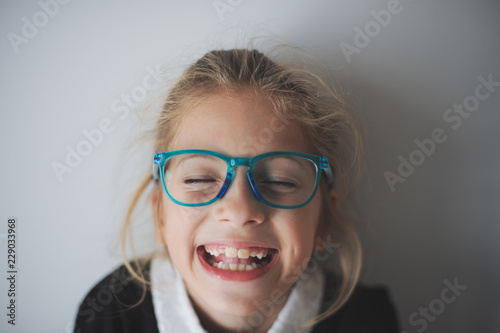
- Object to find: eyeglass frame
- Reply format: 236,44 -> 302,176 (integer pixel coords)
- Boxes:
153,149 -> 333,209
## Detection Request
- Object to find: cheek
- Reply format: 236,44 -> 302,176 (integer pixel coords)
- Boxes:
275,205 -> 321,261
161,196 -> 200,228
290,199 -> 322,239
160,199 -> 190,251
160,198 -> 209,251
294,199 -> 323,250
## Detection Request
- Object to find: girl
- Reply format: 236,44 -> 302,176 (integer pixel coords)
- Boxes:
74,48 -> 399,332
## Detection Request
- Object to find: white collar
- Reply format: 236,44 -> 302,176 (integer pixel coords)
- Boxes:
151,255 -> 324,333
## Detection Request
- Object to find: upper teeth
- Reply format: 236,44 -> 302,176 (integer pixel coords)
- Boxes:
237,249 -> 249,259
205,246 -> 268,259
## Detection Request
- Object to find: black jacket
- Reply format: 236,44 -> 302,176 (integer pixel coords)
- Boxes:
74,263 -> 400,332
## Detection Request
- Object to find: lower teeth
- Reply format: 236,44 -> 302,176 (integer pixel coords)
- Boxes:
209,259 -> 267,271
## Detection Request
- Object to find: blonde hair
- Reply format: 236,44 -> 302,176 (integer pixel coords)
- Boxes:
121,47 -> 364,326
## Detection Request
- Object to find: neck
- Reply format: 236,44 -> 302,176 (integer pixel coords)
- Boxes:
189,293 -> 289,333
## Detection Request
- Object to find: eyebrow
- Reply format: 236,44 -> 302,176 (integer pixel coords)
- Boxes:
171,153 -> 220,168
252,157 -> 316,178
261,155 -> 314,169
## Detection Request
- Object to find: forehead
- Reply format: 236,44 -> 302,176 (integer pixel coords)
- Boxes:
170,90 -> 311,156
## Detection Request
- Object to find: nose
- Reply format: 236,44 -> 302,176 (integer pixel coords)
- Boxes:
212,168 -> 265,227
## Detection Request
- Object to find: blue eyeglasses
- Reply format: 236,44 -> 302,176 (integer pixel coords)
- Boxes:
153,150 -> 333,209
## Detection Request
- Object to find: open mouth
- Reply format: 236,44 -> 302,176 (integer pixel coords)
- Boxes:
197,245 -> 279,279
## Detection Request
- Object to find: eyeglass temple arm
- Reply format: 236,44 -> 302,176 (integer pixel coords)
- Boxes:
153,154 -> 162,181
321,160 -> 334,189
153,163 -> 160,181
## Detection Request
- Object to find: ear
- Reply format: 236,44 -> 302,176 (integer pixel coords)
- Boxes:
328,190 -> 338,208
152,187 -> 166,246
314,190 -> 338,252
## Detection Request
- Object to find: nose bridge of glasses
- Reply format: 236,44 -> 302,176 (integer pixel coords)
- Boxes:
223,157 -> 262,201
229,157 -> 251,169
227,157 -> 252,179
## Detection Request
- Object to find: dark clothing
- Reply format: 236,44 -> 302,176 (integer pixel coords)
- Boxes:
74,263 -> 400,333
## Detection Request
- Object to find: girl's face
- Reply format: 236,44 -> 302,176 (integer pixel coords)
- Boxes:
157,90 -> 326,328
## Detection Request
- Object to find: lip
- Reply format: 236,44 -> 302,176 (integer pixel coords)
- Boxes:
196,242 -> 280,282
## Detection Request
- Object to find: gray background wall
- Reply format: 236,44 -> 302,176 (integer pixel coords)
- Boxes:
1,1 -> 499,332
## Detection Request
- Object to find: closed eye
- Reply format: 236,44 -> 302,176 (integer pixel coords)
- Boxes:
260,180 -> 297,188
184,178 -> 218,184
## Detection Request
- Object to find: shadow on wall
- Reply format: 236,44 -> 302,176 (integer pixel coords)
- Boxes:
348,58 -> 500,333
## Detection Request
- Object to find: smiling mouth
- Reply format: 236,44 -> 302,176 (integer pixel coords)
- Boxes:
199,245 -> 277,272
